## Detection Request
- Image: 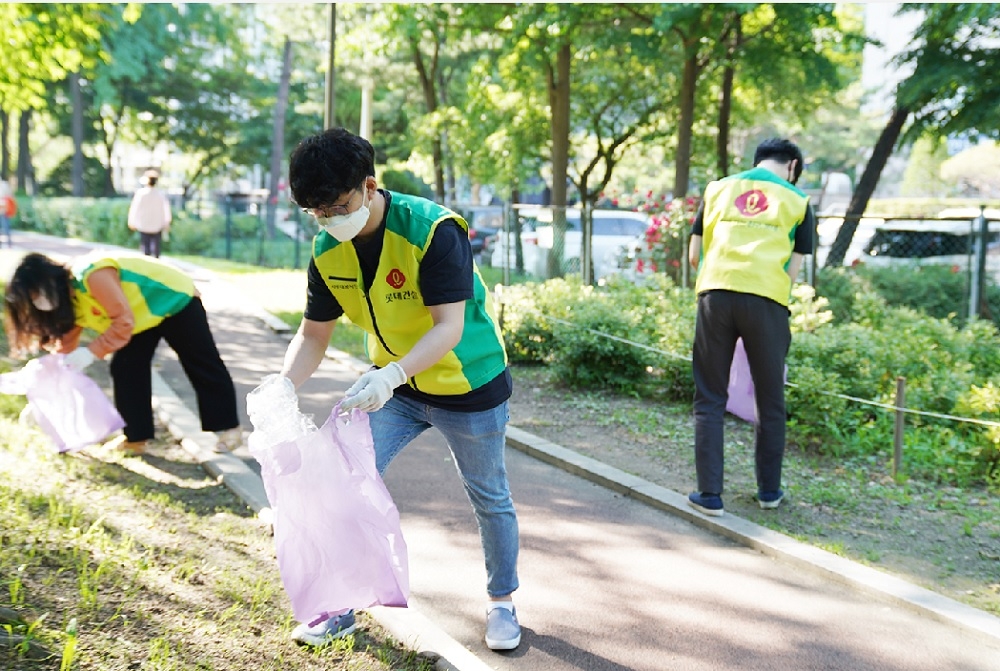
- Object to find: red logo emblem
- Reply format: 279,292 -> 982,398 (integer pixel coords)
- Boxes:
734,189 -> 769,216
92,307 -> 102,316
386,269 -> 406,289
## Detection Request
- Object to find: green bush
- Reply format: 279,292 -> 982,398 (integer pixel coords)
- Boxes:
36,155 -> 109,197
498,277 -> 595,364
499,274 -> 696,395
550,300 -> 653,392
816,265 -> 1000,329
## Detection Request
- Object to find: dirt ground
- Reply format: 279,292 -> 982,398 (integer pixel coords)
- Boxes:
506,366 -> 1000,618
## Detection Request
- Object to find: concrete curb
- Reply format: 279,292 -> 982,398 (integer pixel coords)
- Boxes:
504,425 -> 1000,647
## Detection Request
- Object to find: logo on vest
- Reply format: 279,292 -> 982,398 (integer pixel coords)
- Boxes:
92,306 -> 102,316
734,189 -> 769,216
386,268 -> 406,289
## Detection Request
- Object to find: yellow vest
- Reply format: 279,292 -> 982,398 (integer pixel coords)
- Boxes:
313,192 -> 508,396
71,253 -> 195,334
695,167 -> 809,306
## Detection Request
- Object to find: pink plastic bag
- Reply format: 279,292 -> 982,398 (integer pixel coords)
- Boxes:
726,338 -> 787,423
726,339 -> 758,423
0,354 -> 125,452
247,378 -> 409,625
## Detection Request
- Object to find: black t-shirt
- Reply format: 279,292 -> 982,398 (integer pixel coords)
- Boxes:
304,190 -> 512,411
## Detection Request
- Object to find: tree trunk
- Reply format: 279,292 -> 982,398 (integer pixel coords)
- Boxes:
1,110 -> 9,180
548,42 -> 571,277
71,73 -> 85,197
267,36 -> 293,239
824,106 -> 910,268
17,110 -> 33,195
324,4 -> 337,129
674,53 -> 699,197
716,18 -> 740,177
411,40 -> 445,202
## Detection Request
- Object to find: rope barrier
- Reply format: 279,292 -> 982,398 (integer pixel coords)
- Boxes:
517,306 -> 1000,430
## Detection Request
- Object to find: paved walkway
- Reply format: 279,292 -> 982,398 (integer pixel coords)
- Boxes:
5,231 -> 1000,671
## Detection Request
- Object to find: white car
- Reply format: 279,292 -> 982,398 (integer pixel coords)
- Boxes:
491,207 -> 650,280
858,215 -> 1000,281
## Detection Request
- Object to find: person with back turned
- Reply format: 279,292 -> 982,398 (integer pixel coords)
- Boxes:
686,138 -> 816,518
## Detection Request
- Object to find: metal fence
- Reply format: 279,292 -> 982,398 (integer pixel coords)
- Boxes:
484,204 -> 999,322
811,210 -> 999,322
484,204 -> 658,286
174,193 -> 312,270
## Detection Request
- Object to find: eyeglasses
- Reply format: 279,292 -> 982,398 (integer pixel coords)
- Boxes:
302,187 -> 362,218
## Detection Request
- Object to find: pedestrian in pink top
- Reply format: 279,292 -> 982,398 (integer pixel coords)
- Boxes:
127,169 -> 172,258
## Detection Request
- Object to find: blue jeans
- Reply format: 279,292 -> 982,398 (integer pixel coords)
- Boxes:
0,214 -> 10,247
370,395 -> 519,598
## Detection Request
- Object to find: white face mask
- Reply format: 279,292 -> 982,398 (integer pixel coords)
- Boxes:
316,189 -> 371,242
32,292 -> 56,311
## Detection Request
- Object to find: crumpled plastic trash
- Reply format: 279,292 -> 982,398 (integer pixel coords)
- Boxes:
0,353 -> 125,452
246,376 -> 409,625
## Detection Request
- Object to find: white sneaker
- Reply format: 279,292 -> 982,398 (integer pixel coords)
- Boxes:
291,611 -> 357,646
214,427 -> 242,453
485,606 -> 521,651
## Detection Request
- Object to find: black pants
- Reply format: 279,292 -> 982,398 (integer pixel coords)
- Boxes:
109,297 -> 238,442
139,232 -> 162,257
692,290 -> 790,495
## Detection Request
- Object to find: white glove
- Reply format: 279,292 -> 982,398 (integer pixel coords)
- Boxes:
64,347 -> 96,372
341,361 -> 407,413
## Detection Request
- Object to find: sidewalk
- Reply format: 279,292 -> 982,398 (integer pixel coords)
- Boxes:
7,232 -> 1000,671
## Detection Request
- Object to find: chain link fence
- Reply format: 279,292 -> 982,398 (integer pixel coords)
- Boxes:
486,204 -> 653,286
812,210 -> 1000,322
170,192 -> 312,270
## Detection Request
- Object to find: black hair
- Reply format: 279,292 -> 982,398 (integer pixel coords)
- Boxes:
288,127 -> 376,210
3,253 -> 77,358
753,138 -> 804,184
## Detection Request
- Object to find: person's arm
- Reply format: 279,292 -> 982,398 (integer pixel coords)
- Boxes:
339,300 -> 465,413
54,325 -> 84,354
688,234 -> 702,270
162,190 -> 172,229
787,252 -> 805,281
85,267 -> 136,358
127,193 -> 139,231
688,201 -> 705,270
279,317 -> 336,388
788,203 -> 816,281
394,301 -> 465,379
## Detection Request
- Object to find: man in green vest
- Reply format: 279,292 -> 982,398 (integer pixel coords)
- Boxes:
266,127 -> 521,651
686,138 -> 816,518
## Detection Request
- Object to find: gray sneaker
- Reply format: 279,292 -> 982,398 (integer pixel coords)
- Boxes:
485,606 -> 521,651
291,610 -> 356,646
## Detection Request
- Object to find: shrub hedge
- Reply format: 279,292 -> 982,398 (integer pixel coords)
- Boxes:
12,196 -> 308,269
499,273 -> 1000,489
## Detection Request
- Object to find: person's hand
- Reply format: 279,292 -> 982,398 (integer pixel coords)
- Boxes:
64,347 -> 96,372
341,362 -> 407,413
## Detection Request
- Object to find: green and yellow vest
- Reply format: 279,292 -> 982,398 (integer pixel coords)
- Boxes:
313,192 -> 508,396
694,167 -> 810,306
71,253 -> 195,334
